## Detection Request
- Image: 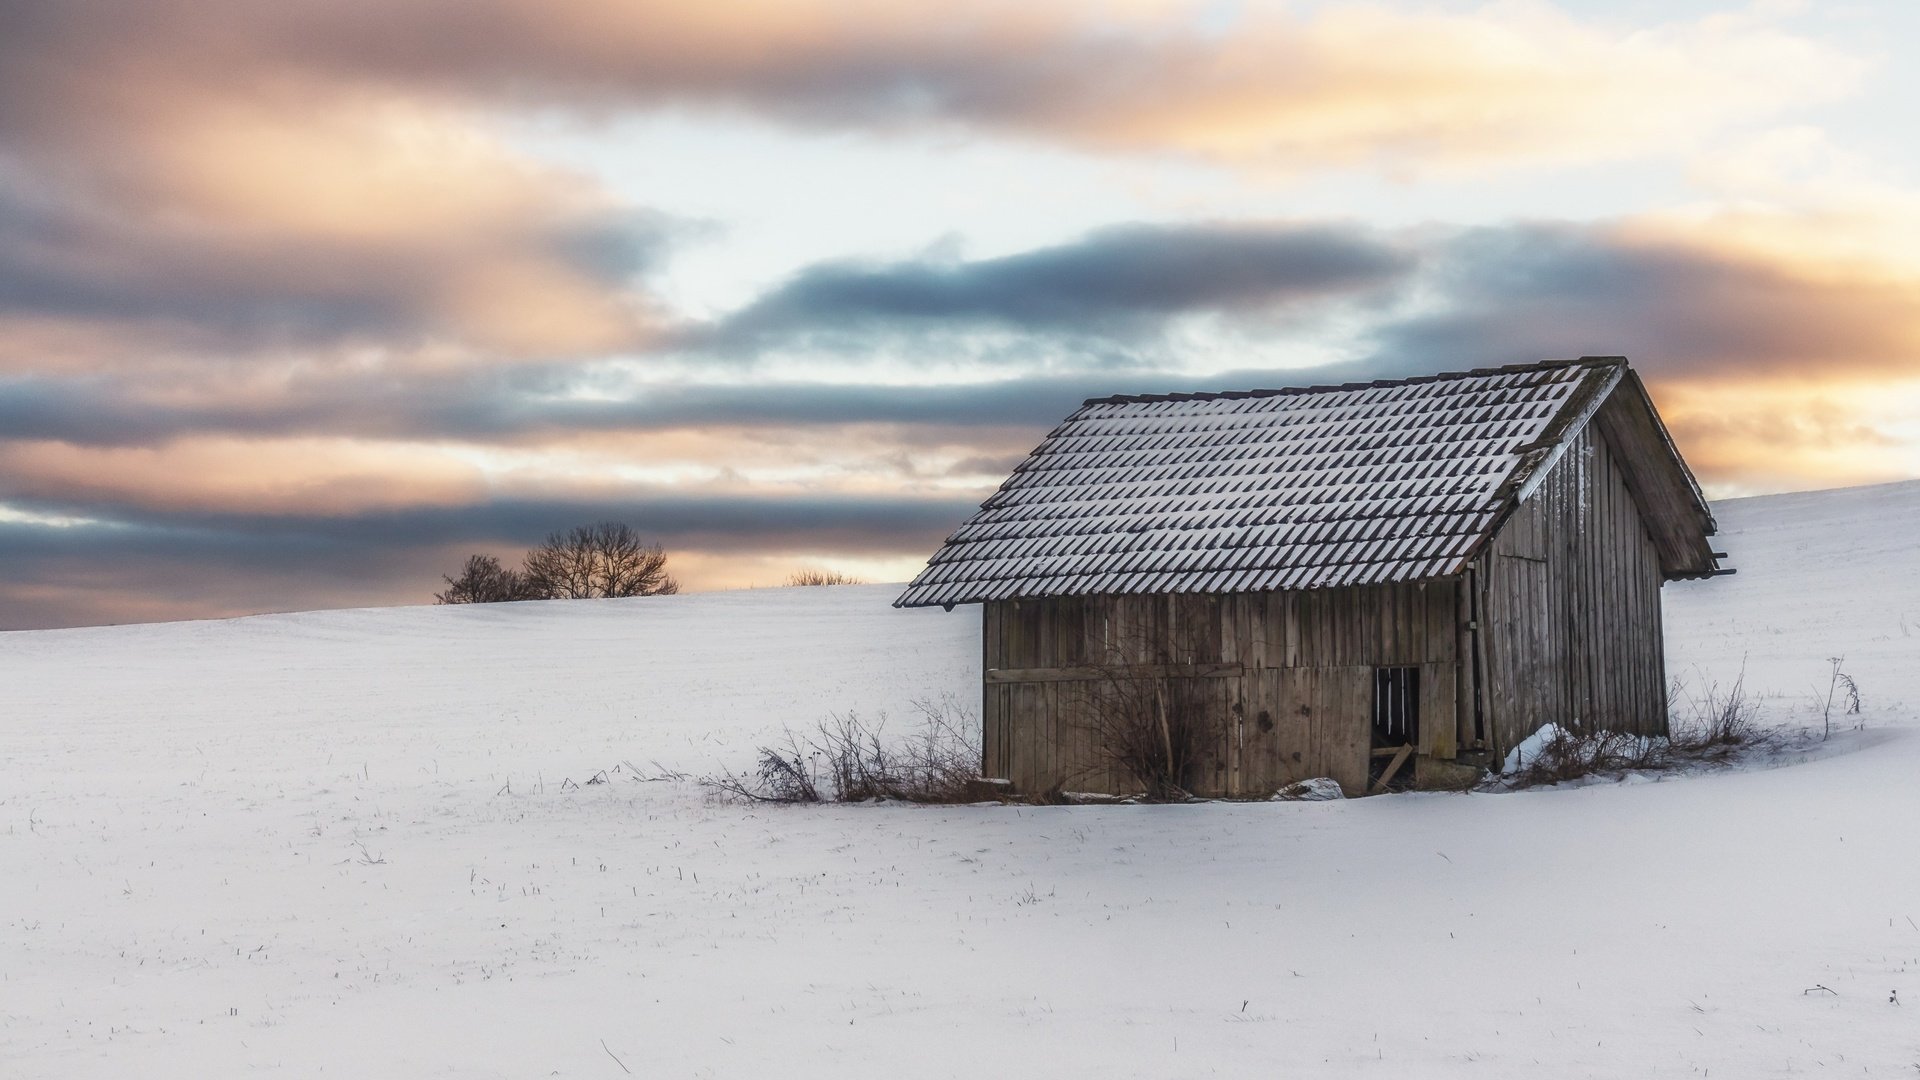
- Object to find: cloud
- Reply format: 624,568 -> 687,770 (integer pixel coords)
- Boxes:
4,1 -> 1859,172
0,2 -> 1871,372
1641,378 -> 1920,496
1372,222 -> 1920,378
6,193 -> 1918,628
0,114 -> 674,365
14,211 -> 1914,451
0,1 -> 1870,368
0,438 -> 491,516
0,1 -> 703,368
0,352 -> 1422,450
712,222 -> 1411,349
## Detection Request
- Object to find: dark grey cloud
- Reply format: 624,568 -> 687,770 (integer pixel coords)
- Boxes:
1372,223 -> 1920,378
709,223 -> 1411,348
0,356 -> 1417,449
2,491 -> 974,558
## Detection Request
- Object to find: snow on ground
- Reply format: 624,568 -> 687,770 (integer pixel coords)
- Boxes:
4,482 -> 1919,1078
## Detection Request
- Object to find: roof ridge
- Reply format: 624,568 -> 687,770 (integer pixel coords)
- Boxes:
1081,356 -> 1626,408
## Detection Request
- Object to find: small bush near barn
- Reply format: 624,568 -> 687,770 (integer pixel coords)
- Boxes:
1074,670 -> 1214,802
703,697 -> 981,804
1497,663 -> 1785,789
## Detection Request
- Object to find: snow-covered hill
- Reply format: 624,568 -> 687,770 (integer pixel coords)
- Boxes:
4,481 -> 1918,1078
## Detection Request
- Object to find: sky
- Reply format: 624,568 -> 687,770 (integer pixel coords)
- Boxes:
2,0 -> 1918,630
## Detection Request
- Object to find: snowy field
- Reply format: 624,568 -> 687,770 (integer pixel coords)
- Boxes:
4,481 -> 1919,1078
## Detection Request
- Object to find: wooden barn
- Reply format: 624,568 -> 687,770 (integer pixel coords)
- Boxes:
896,357 -> 1727,797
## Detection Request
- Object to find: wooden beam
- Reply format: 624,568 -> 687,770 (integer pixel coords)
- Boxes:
1368,744 -> 1414,795
984,663 -> 1244,684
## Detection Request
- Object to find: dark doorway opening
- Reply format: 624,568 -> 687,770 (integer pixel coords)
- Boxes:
1369,666 -> 1420,791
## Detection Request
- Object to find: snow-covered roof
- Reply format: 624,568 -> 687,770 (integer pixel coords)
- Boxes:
897,357 -> 1715,608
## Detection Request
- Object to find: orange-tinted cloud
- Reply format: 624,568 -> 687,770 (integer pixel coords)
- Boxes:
1651,377 -> 1920,496
0,23 -> 671,366
9,1 -> 1857,168
7,212 -> 1917,496
0,2 -> 1875,375
1374,222 -> 1920,378
0,438 -> 489,516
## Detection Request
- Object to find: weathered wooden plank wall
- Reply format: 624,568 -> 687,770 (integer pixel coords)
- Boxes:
982,580 -> 1460,797
1477,423 -> 1667,757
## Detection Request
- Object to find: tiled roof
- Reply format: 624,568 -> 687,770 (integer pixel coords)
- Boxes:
896,358 -> 1628,608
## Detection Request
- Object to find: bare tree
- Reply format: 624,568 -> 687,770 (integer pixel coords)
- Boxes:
522,522 -> 677,599
435,554 -> 541,604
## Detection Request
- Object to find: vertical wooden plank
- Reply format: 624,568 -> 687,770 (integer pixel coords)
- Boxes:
1321,588 -> 1336,670
1043,680 -> 1061,792
1220,671 -> 1235,797
1278,591 -> 1295,668
1295,589 -> 1314,669
1242,667 -> 1267,792
991,597 -> 1005,778
1349,587 -> 1363,668
1219,595 -> 1237,667
1602,435 -> 1619,729
1263,666 -> 1285,792
1006,680 -> 1021,780
1247,593 -> 1270,671
1585,428 -> 1601,731
1614,440 -> 1628,728
1473,561 -> 1498,757
1032,680 -> 1050,791
1453,576 -> 1475,754
1008,682 -> 1029,792
1401,582 -> 1415,664
1422,660 -> 1457,759
1286,667 -> 1315,786
1325,666 -> 1370,796
1592,428 -> 1604,727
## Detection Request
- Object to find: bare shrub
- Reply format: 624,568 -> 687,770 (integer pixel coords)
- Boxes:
702,697 -> 981,804
1668,665 -> 1766,759
435,554 -> 542,604
1500,662 -> 1777,789
1075,669 -> 1212,802
786,568 -> 864,586
703,732 -> 824,804
1061,621 -> 1223,801
1502,727 -> 1665,788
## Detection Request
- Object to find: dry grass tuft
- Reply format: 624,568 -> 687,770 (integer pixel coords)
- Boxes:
703,696 -> 981,804
786,568 -> 864,587
1499,662 -> 1782,789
